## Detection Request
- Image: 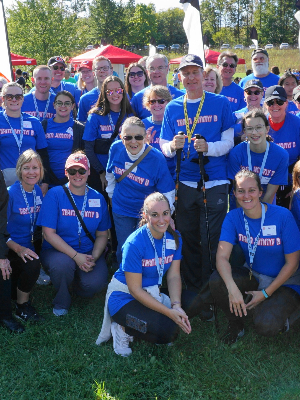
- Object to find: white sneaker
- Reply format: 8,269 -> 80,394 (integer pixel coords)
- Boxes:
111,322 -> 133,357
36,269 -> 51,285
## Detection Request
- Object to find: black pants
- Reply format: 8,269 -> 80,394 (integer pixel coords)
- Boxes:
8,250 -> 41,300
112,289 -> 204,344
0,275 -> 12,319
210,266 -> 300,336
276,185 -> 291,209
176,182 -> 228,291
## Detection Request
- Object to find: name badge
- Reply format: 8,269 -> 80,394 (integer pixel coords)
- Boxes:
260,176 -> 270,185
125,162 -> 137,173
36,196 -> 42,205
102,133 -> 112,139
23,121 -> 32,128
262,225 -> 276,236
66,127 -> 73,135
88,199 -> 100,207
166,239 -> 176,250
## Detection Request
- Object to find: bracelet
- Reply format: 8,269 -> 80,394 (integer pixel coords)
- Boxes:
171,301 -> 181,308
72,252 -> 78,259
262,289 -> 270,299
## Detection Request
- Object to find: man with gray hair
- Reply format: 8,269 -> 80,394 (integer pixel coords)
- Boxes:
131,54 -> 183,119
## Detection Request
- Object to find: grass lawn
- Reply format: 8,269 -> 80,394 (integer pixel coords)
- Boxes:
1,278 -> 300,400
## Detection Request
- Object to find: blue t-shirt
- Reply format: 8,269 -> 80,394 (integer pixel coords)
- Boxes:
239,73 -> 279,102
0,112 -> 48,170
37,185 -> 111,253
45,118 -> 74,180
232,106 -> 249,137
107,141 -> 175,218
108,225 -> 182,316
77,87 -> 100,122
160,92 -> 234,183
291,189 -> 300,231
22,93 -> 56,120
83,111 -> 133,170
131,84 -> 184,119
7,182 -> 43,251
142,116 -> 176,179
287,101 -> 298,115
74,88 -> 88,108
220,204 -> 300,295
29,81 -> 77,97
220,82 -> 246,112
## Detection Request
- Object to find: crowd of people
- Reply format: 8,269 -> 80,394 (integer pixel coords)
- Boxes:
1,48 -> 300,357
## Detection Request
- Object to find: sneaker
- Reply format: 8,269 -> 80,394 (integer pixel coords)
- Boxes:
15,301 -> 44,323
36,269 -> 51,285
199,304 -> 215,322
53,308 -> 68,317
221,321 -> 245,345
1,317 -> 25,333
111,322 -> 133,357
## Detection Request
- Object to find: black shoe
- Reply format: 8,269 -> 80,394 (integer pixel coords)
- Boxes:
199,305 -> 215,322
221,321 -> 244,345
15,301 -> 44,323
1,317 -> 25,333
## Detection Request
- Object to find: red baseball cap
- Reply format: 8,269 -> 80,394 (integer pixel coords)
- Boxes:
78,60 -> 93,71
65,153 -> 90,170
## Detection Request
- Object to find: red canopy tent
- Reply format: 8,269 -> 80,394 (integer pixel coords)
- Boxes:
170,49 -> 246,65
10,52 -> 37,66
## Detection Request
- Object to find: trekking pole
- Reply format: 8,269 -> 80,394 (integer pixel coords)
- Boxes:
174,131 -> 185,216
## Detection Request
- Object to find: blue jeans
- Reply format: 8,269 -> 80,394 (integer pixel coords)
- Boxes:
112,212 -> 140,264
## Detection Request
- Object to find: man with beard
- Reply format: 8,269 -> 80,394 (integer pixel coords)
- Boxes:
239,49 -> 279,100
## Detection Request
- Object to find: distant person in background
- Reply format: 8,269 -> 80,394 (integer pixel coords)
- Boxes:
125,63 -> 148,100
63,68 -> 77,84
202,67 -> 223,94
290,160 -> 300,231
217,51 -> 246,112
279,72 -> 298,115
172,68 -> 180,89
15,69 -> 25,89
246,69 -> 252,76
271,66 -> 280,76
22,71 -> 29,83
293,85 -> 300,117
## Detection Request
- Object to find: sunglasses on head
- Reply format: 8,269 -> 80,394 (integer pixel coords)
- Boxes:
4,94 -> 23,100
245,89 -> 262,95
123,135 -> 145,141
220,62 -> 236,68
66,168 -> 87,175
148,99 -> 167,105
53,65 -> 65,71
266,99 -> 285,107
129,71 -> 144,78
106,88 -> 124,96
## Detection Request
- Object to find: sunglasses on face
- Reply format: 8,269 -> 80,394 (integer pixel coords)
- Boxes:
66,168 -> 87,175
245,89 -> 262,95
55,100 -> 73,107
123,135 -> 145,141
266,99 -> 285,107
105,88 -> 124,96
148,99 -> 167,105
129,71 -> 144,78
53,65 -> 65,71
4,94 -> 23,100
220,62 -> 236,68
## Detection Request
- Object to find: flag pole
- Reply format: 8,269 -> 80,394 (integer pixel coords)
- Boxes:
0,0 -> 13,81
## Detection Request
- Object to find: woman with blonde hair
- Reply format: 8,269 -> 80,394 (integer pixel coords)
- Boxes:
202,67 -> 223,94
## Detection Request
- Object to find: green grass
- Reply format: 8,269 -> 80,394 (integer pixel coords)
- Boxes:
1,281 -> 300,400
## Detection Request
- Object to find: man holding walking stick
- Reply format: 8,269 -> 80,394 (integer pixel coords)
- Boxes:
160,54 -> 234,320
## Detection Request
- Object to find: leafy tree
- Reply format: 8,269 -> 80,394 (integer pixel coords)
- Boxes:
156,8 -> 185,46
128,4 -> 157,47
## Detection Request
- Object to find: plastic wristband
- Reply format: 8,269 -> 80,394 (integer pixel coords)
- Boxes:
262,289 -> 269,299
72,252 -> 78,259
171,301 -> 181,308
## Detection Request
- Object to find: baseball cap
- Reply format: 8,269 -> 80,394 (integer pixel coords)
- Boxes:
48,56 -> 67,68
244,79 -> 264,91
65,153 -> 90,170
251,48 -> 269,58
293,85 -> 300,101
265,85 -> 287,102
179,54 -> 203,70
78,60 -> 93,71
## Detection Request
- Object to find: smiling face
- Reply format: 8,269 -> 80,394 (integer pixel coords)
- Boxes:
121,124 -> 146,155
148,94 -> 169,120
80,67 -> 95,84
65,165 -> 90,190
54,94 -> 74,119
234,176 -> 263,212
50,62 -> 65,83
218,56 -> 236,81
128,66 -> 146,91
266,98 -> 288,121
202,70 -> 217,93
179,65 -> 203,97
21,158 -> 41,189
244,86 -> 264,109
243,116 -> 268,147
282,76 -> 298,99
144,199 -> 171,239
148,58 -> 168,86
34,69 -> 52,95
94,60 -> 112,85
3,86 -> 24,113
252,53 -> 269,76
105,80 -> 123,110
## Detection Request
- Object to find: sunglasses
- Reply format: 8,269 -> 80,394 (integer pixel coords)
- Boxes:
220,62 -> 236,68
245,89 -> 262,95
129,71 -> 144,78
4,94 -> 23,100
123,135 -> 145,141
66,168 -> 87,175
106,88 -> 124,96
148,99 -> 167,105
55,100 -> 73,106
266,99 -> 285,107
53,65 -> 65,71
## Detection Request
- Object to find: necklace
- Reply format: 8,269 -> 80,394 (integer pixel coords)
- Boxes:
67,184 -> 88,247
32,92 -> 51,121
3,112 -> 24,155
183,92 -> 205,158
19,181 -> 37,244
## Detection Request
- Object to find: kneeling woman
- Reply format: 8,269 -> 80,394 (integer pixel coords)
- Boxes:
210,170 -> 300,344
38,151 -> 111,316
96,193 -> 192,356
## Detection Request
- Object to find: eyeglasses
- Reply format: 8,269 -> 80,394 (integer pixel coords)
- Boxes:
266,99 -> 285,107
245,89 -> 262,95
66,168 -> 87,175
149,66 -> 167,72
244,125 -> 265,134
129,71 -> 144,78
52,65 -> 65,71
94,66 -> 110,72
219,62 -> 236,69
4,94 -> 23,100
148,99 -> 167,105
122,135 -> 145,141
55,100 -> 73,107
105,88 -> 124,96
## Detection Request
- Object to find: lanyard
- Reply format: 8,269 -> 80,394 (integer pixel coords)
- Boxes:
33,92 -> 51,121
247,141 -> 270,180
108,112 -> 120,133
67,185 -> 88,247
243,202 -> 266,279
183,92 -> 205,158
3,112 -> 24,155
19,181 -> 37,243
146,227 -> 166,287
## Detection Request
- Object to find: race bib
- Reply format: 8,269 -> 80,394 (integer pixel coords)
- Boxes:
166,239 -> 176,250
261,176 -> 271,185
23,121 -> 32,128
66,127 -> 73,135
36,196 -> 42,205
88,199 -> 100,207
262,225 -> 276,236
